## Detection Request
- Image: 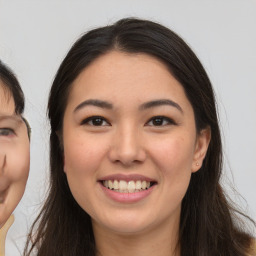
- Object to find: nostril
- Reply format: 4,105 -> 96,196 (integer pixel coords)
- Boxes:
107,134 -> 146,165
109,150 -> 146,166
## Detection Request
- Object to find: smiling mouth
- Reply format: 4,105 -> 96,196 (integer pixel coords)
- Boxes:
100,180 -> 157,193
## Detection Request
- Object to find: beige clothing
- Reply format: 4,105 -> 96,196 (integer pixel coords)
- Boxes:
249,240 -> 256,256
0,215 -> 14,256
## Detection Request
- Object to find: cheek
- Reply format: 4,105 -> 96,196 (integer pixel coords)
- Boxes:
150,135 -> 195,174
148,136 -> 195,214
63,134 -> 108,214
0,143 -> 29,227
4,143 -> 30,183
63,134 -> 107,177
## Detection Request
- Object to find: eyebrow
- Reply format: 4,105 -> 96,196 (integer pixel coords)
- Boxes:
74,99 -> 113,112
139,99 -> 183,113
74,98 -> 183,113
0,114 -> 23,123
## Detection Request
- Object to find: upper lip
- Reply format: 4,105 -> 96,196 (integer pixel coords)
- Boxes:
99,174 -> 157,183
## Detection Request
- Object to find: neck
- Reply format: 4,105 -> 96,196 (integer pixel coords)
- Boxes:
0,215 -> 14,256
93,217 -> 180,256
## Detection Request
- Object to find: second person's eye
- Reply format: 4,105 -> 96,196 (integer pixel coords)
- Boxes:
146,116 -> 176,126
81,116 -> 110,126
0,128 -> 15,136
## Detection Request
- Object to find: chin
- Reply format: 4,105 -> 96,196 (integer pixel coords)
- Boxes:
92,210 -> 155,235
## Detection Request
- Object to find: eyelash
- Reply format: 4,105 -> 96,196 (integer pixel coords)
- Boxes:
146,116 -> 177,126
80,116 -> 176,127
0,128 -> 15,136
80,116 -> 110,126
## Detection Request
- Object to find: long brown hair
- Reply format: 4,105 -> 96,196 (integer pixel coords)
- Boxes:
24,18 -> 255,256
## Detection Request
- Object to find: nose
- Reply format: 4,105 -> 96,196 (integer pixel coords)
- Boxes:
108,126 -> 146,166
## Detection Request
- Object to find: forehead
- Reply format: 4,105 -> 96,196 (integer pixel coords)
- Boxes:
70,51 -> 186,101
0,81 -> 15,114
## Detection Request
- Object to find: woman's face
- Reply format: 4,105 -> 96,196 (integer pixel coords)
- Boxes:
62,51 -> 210,235
0,83 -> 30,228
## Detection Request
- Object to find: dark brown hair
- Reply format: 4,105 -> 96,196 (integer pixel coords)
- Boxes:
0,60 -> 31,137
24,18 -> 255,256
0,60 -> 25,114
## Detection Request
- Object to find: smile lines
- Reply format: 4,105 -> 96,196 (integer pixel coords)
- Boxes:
0,188 -> 8,204
1,155 -> 6,174
101,180 -> 155,193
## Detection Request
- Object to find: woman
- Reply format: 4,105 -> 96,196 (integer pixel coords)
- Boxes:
25,18 -> 255,256
0,60 -> 30,255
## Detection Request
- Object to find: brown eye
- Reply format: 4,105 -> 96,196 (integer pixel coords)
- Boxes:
152,117 -> 165,126
91,118 -> 105,126
81,116 -> 110,126
146,116 -> 176,126
0,128 -> 15,136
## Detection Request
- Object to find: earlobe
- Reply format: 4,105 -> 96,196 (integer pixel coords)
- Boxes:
192,126 -> 211,173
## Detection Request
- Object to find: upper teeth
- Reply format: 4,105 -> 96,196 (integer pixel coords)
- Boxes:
103,180 -> 151,193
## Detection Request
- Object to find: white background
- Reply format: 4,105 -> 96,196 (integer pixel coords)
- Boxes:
0,0 -> 255,255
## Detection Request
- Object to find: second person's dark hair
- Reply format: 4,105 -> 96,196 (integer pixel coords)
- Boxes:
0,60 -> 24,114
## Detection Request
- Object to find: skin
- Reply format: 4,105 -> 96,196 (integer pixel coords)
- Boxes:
0,83 -> 30,229
62,51 -> 211,256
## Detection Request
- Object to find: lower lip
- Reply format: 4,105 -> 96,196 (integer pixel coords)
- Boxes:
99,182 -> 155,203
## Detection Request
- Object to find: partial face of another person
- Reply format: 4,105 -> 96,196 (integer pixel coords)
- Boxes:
0,83 -> 30,228
62,51 -> 210,235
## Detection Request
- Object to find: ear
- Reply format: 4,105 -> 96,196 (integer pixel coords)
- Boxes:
191,126 -> 211,173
